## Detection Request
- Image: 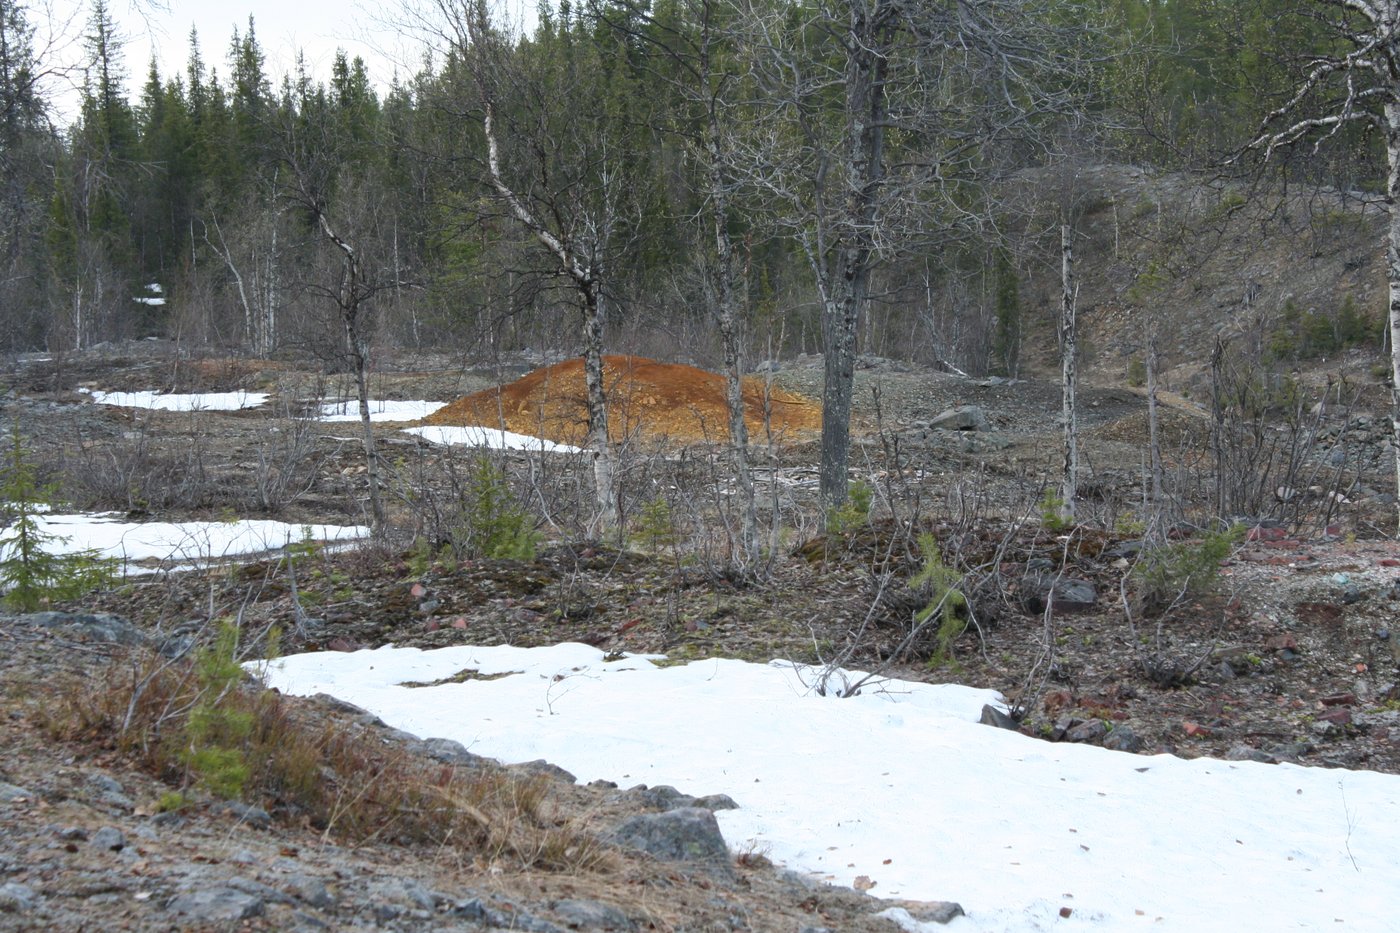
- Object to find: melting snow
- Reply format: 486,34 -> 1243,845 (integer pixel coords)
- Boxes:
82,389 -> 267,411
259,642 -> 1400,932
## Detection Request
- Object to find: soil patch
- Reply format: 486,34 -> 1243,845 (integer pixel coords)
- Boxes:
420,355 -> 821,446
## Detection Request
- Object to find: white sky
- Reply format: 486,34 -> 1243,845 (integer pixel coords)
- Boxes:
42,0 -> 538,120
258,642 -> 1400,932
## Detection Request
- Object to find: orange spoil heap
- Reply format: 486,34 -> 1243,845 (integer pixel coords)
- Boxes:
419,355 -> 821,447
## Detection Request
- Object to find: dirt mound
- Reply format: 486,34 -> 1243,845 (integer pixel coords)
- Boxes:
419,355 -> 821,446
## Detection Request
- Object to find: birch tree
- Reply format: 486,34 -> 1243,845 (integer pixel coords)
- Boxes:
588,0 -> 761,564
423,0 -> 636,534
733,0 -> 1087,513
1240,1 -> 1400,532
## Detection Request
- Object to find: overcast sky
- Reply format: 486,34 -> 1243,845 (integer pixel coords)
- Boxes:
42,0 -> 536,120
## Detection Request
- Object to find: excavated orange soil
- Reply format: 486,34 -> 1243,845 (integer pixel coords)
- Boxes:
419,355 -> 821,447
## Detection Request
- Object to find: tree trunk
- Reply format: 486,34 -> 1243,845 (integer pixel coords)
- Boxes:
1145,329 -> 1164,539
709,138 -> 758,563
819,290 -> 859,513
348,318 -> 386,538
1386,101 -> 1400,535
817,0 -> 889,515
1060,223 -> 1078,521
580,284 -> 618,536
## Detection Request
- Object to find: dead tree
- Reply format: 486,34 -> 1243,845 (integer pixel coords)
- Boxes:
1240,0 -> 1400,534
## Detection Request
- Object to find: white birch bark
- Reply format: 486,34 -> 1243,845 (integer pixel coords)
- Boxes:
1060,223 -> 1078,522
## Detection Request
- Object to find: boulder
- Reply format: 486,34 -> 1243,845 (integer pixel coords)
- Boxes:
1019,575 -> 1097,614
608,807 -> 732,872
928,405 -> 989,432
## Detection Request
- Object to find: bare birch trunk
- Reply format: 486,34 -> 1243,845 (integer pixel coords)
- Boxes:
1145,330 -> 1164,539
1060,223 -> 1078,521
709,141 -> 758,562
1387,101 -> 1400,535
479,87 -> 620,535
580,287 -> 618,535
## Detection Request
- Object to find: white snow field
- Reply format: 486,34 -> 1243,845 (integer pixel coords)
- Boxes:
7,514 -> 367,574
81,389 -> 269,411
257,642 -> 1400,932
318,400 -> 448,422
402,425 -> 583,453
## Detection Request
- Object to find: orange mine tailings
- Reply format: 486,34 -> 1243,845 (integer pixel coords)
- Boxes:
419,355 -> 821,447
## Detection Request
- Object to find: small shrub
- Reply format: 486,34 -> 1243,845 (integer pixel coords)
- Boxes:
1126,356 -> 1147,388
631,494 -> 681,554
1040,491 -> 1071,532
1131,525 -> 1244,615
181,621 -> 254,799
826,479 -> 874,535
462,459 -> 539,560
0,423 -> 116,611
911,533 -> 967,665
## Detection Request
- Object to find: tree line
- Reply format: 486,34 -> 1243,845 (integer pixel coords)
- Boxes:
1,0 -> 1394,527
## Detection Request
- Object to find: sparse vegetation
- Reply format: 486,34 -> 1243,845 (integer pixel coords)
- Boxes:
0,423 -> 116,611
35,633 -> 606,869
1131,525 -> 1244,616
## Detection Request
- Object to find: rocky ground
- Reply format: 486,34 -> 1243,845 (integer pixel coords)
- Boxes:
3,345 -> 1400,931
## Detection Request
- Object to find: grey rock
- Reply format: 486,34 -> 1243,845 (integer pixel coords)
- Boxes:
1020,575 -> 1097,614
420,737 -> 488,767
928,405 -> 989,432
88,774 -> 134,810
618,784 -> 696,811
799,928 -> 834,933
693,793 -> 740,811
1225,744 -> 1277,764
608,807 -> 732,871
1342,585 -> 1363,605
0,881 -> 37,913
899,901 -> 966,925
1102,725 -> 1144,754
453,897 -> 565,932
313,693 -> 372,716
553,897 -> 633,930
0,781 -> 35,803
19,611 -> 147,645
511,759 -> 577,784
370,877 -> 439,911
285,874 -> 336,909
91,826 -> 126,851
227,876 -> 295,905
1104,540 -> 1143,560
979,704 -> 1019,731
219,800 -> 272,829
1065,719 -> 1109,743
167,887 -> 265,922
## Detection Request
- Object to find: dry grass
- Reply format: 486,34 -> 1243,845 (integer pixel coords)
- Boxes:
33,644 -> 611,872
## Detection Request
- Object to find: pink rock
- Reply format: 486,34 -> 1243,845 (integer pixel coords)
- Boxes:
411,582 -> 429,598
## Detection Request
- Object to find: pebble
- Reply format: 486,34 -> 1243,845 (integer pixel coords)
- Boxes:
0,881 -> 37,913
0,782 -> 35,802
90,826 -> 126,851
166,887 -> 265,922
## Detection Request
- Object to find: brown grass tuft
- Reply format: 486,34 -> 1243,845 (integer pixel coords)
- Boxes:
34,646 -> 609,871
